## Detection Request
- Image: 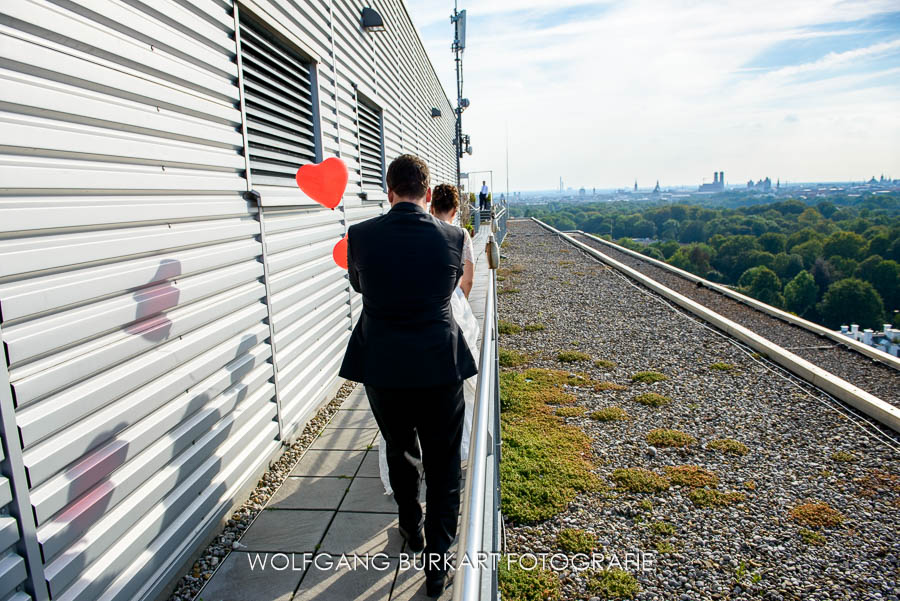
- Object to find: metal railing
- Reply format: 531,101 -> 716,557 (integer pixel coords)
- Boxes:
453,222 -> 504,601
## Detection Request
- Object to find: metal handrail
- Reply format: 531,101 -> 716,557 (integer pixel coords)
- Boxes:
452,251 -> 499,601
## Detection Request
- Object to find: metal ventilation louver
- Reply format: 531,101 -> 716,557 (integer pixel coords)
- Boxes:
238,13 -> 318,186
357,97 -> 385,190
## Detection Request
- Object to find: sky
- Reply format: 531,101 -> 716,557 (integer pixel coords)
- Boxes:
404,1 -> 900,191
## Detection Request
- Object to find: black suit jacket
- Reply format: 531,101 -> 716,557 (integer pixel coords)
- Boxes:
338,202 -> 479,388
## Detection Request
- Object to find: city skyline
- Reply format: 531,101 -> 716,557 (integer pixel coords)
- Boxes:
406,1 -> 900,191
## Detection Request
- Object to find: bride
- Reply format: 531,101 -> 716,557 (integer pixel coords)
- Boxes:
377,184 -> 479,494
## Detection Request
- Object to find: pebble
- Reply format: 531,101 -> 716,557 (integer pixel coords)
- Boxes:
500,221 -> 900,601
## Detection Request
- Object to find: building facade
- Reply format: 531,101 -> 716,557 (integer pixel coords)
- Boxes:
0,2 -> 456,600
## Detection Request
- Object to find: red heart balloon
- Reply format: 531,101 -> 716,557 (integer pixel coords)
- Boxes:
333,235 -> 348,270
296,157 -> 348,210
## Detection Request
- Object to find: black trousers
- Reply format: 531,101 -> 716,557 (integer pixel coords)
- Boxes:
478,193 -> 487,210
365,382 -> 465,565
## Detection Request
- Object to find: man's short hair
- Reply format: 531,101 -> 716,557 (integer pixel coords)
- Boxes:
386,154 -> 430,199
431,184 -> 459,214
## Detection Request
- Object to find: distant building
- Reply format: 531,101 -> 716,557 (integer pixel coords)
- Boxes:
698,171 -> 725,192
747,177 -> 772,192
653,180 -> 661,194
841,324 -> 899,357
579,187 -> 586,196
634,180 -> 638,192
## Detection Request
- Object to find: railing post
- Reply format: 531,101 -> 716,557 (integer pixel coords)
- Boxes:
453,257 -> 499,601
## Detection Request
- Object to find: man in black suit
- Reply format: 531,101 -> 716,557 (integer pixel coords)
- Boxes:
338,154 -> 478,596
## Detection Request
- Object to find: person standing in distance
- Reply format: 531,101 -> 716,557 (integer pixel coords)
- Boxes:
338,154 -> 478,597
478,180 -> 489,211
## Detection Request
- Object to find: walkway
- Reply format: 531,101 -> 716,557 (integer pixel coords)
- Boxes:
198,230 -> 492,601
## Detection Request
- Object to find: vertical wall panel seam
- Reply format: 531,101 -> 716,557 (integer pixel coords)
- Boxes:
233,0 -> 285,441
328,0 -> 354,327
0,325 -> 49,601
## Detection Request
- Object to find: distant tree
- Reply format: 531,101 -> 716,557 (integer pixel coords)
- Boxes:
827,255 -> 859,281
583,216 -> 612,234
868,233 -> 892,257
616,237 -> 644,252
688,244 -> 713,274
667,248 -> 692,272
548,215 -> 576,231
773,252 -> 804,281
786,227 -> 822,250
822,231 -> 867,260
798,207 -> 824,228
841,217 -> 871,235
855,258 -> 900,313
660,219 -> 680,240
738,266 -> 784,307
790,239 -> 824,268
669,205 -> 689,222
641,247 -> 665,261
678,220 -> 706,243
759,232 -> 787,254
853,255 -> 883,284
631,219 -> 656,239
713,235 -> 760,280
816,200 -> 838,219
656,240 -> 680,259
784,271 -> 818,318
887,238 -> 900,262
817,278 -> 884,329
773,199 -> 807,215
810,258 -> 835,294
746,250 -> 776,270
707,234 -> 727,251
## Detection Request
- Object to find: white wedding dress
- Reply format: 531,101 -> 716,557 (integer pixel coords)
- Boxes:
377,282 -> 480,495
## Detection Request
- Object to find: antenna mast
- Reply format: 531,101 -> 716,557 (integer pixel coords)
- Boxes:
451,2 -> 467,190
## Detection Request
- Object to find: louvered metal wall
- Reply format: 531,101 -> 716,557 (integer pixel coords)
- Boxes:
357,95 -> 385,190
0,1 -> 455,600
239,11 -> 321,186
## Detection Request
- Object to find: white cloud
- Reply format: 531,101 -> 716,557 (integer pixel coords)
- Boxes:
405,1 -> 900,189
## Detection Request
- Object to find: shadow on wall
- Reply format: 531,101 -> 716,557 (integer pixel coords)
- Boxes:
48,329 -> 263,597
125,259 -> 182,342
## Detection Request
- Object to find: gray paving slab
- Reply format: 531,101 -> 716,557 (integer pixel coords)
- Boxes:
391,564 -> 453,601
319,512 -> 404,557
326,409 -> 378,429
239,509 -> 332,552
292,556 -> 398,601
200,551 -> 303,601
290,449 -> 365,478
339,390 -> 371,410
269,476 -> 351,510
357,449 -> 381,477
339,476 -> 397,513
310,427 -> 378,450
340,474 -> 427,513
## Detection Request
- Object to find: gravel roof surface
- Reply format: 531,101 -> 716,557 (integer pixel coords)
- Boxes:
570,231 -> 899,408
499,220 -> 900,601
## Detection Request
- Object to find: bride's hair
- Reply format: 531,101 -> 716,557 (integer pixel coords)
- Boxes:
431,184 -> 459,215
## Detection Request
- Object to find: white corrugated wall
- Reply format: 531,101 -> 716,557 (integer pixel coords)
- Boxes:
0,1 -> 456,600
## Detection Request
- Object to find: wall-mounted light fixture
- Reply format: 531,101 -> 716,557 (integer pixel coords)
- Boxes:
431,107 -> 442,117
361,7 -> 385,32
